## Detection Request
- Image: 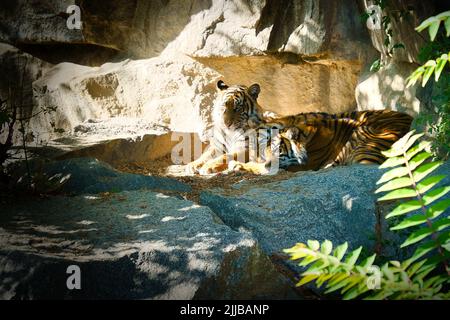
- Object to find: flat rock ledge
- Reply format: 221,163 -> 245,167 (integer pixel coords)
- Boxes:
199,161 -> 450,272
0,189 -> 295,299
200,165 -> 384,255
2,158 -> 449,299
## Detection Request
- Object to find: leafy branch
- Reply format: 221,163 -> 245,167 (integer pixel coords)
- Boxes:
407,11 -> 450,87
284,131 -> 449,299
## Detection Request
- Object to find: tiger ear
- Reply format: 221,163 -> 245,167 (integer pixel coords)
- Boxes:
248,83 -> 260,100
285,127 -> 299,140
217,80 -> 229,91
303,125 -> 318,143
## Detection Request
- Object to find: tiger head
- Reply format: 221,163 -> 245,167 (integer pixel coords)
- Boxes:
275,125 -> 318,167
212,80 -> 264,131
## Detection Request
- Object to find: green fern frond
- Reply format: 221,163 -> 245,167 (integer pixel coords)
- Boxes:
407,11 -> 450,87
284,130 -> 449,299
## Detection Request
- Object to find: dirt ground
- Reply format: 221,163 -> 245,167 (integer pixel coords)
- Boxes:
115,154 -> 298,202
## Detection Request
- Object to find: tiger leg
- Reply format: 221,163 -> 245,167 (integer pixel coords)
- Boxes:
228,160 -> 270,175
185,145 -> 216,174
198,149 -> 248,175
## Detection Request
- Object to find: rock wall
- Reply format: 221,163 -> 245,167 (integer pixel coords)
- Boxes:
0,0 -> 374,60
0,0 -> 442,148
0,0 -> 379,146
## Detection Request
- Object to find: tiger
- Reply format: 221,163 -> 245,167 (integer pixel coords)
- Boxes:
187,80 -> 413,175
228,111 -> 413,175
185,80 -> 265,174
203,111 -> 413,175
272,109 -> 413,168
194,116 -> 358,175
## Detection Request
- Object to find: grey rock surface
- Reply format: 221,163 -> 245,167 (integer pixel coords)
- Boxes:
10,158 -> 191,194
200,165 -> 384,256
2,157 -> 448,299
200,162 -> 450,259
0,190 -> 295,299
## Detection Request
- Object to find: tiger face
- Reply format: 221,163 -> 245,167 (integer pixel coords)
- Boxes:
276,125 -> 317,168
212,80 -> 264,131
226,125 -> 314,175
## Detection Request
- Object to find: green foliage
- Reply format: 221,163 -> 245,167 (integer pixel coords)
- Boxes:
370,59 -> 382,73
406,11 -> 450,87
415,11 -> 450,42
407,11 -> 450,159
284,131 -> 450,299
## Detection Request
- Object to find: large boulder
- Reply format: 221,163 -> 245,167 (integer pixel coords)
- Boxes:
200,165 -> 384,256
0,189 -> 296,299
27,54 -> 220,143
200,162 -> 450,262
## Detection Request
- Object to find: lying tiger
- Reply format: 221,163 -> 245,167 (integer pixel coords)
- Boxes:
186,80 -> 413,175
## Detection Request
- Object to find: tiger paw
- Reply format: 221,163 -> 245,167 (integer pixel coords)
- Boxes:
228,160 -> 244,172
185,161 -> 203,175
198,161 -> 228,175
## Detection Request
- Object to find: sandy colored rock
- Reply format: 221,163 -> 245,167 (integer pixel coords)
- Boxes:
8,47 -> 365,147
355,61 -> 421,116
198,55 -> 362,115
28,54 -> 220,144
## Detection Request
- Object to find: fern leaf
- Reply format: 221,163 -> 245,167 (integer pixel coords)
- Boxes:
378,188 -> 417,201
386,199 -> 422,218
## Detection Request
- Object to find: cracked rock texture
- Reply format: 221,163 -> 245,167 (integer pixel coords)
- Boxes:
200,165 -> 384,256
0,159 -> 296,299
0,0 -> 373,60
200,162 -> 450,262
1,159 -> 449,299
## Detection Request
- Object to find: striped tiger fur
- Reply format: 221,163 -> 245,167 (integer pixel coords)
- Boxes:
270,110 -> 413,169
228,111 -> 413,174
186,80 -> 265,174
187,80 -> 413,175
